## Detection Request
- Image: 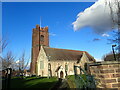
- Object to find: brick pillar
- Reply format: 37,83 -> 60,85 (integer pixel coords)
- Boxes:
88,61 -> 120,89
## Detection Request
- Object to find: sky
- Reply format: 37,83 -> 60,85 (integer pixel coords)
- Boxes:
2,2 -> 115,62
1,0 -> 97,2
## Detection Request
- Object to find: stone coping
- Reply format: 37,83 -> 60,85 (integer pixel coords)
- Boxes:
88,61 -> 120,66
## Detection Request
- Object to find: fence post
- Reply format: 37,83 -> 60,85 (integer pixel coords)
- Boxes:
4,68 -> 12,90
7,68 -> 12,89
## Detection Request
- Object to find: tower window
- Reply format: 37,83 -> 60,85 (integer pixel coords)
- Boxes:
40,35 -> 44,41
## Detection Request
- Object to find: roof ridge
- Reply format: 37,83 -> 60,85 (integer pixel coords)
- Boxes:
43,46 -> 84,52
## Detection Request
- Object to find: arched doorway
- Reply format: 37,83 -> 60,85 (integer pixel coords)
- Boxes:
60,71 -> 64,78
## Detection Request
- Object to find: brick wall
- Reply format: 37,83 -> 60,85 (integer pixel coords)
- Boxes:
88,61 -> 120,89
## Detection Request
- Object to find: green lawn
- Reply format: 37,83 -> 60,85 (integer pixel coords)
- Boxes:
3,77 -> 58,89
66,75 -> 76,88
66,74 -> 87,88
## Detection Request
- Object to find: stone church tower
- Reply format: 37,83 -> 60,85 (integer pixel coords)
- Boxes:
30,25 -> 49,74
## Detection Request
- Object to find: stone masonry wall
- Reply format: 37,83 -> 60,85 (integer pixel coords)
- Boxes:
88,61 -> 120,89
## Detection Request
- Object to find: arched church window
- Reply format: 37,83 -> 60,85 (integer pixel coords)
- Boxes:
65,63 -> 68,71
40,35 -> 44,41
48,63 -> 51,70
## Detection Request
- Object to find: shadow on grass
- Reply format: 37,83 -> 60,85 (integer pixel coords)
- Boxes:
2,78 -> 25,89
3,77 -> 58,89
24,81 -> 57,89
25,77 -> 47,82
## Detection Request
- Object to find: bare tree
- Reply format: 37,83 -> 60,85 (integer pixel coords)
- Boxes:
18,51 -> 29,78
2,51 -> 15,70
108,30 -> 120,50
106,0 -> 120,53
0,35 -> 9,73
0,37 -> 8,53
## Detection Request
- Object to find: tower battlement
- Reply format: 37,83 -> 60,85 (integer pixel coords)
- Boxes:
34,25 -> 48,32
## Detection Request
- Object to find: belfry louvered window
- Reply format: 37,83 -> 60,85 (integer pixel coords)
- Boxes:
40,35 -> 44,41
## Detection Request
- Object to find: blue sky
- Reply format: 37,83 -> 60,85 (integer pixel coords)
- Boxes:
2,2 -> 114,61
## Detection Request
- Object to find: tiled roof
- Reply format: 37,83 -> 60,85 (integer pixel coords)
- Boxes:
104,53 -> 120,61
43,47 -> 95,61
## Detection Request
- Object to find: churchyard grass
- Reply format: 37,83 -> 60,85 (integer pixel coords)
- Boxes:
66,74 -> 86,88
3,76 -> 58,89
66,75 -> 76,88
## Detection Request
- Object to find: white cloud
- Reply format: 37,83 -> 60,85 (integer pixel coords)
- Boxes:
26,62 -> 31,69
27,62 -> 30,67
16,60 -> 19,64
49,33 -> 56,36
95,58 -> 103,61
73,0 -> 119,34
102,33 -> 110,37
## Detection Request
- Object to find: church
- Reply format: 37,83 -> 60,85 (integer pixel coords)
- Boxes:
30,25 -> 95,78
